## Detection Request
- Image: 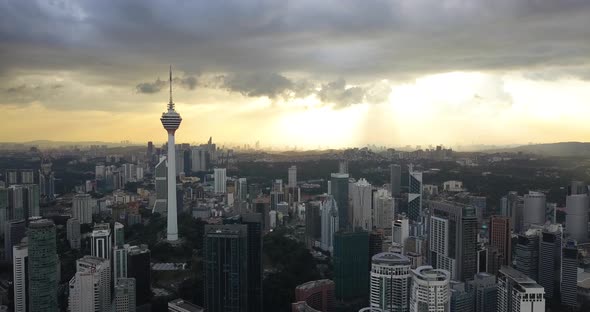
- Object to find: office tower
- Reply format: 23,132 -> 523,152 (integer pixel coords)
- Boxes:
514,229 -> 540,281
407,165 -> 422,222
115,278 -> 136,312
68,256 -> 111,312
305,201 -> 322,248
523,191 -> 546,229
5,219 -> 26,263
169,299 -> 206,312
490,215 -> 511,266
190,147 -> 208,172
497,266 -> 545,312
204,224 -> 248,312
6,169 -> 18,185
561,241 -> 577,307
8,185 -> 24,220
410,266 -> 450,312
389,164 -> 401,197
330,173 -> 350,229
161,67 -> 182,241
338,160 -> 349,174
95,165 -> 106,180
91,223 -> 112,260
470,272 -> 497,312
468,195 -> 486,223
27,219 -> 58,312
72,193 -> 94,224
392,218 -> 409,252
0,188 -> 7,234
127,245 -> 152,305
13,241 -> 28,312
288,165 -> 297,188
20,170 -> 34,184
429,201 -> 478,281
369,253 -> 411,312
351,178 -> 373,230
236,178 -> 248,212
369,232 -> 384,262
175,146 -> 186,176
566,193 -> 589,242
114,222 -> 125,247
213,168 -> 227,194
373,189 -> 393,229
333,231 -> 369,301
569,180 -> 587,195
66,218 -> 81,250
294,279 -> 335,312
320,196 -> 339,252
450,282 -> 474,312
538,224 -> 562,299
38,162 -> 55,203
23,184 -> 39,219
114,245 -> 129,282
153,157 -> 168,213
147,141 -> 154,161
501,191 -> 523,232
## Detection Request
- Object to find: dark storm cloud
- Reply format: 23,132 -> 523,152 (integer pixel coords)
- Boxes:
136,76 -> 198,94
318,79 -> 365,108
1,0 -> 590,103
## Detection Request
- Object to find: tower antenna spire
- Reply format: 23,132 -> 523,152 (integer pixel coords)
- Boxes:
168,65 -> 174,110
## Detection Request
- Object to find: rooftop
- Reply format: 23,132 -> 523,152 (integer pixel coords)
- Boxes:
296,279 -> 334,291
168,299 -> 205,312
372,252 -> 411,265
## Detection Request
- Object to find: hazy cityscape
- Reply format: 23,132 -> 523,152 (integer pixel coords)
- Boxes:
3,1 -> 590,312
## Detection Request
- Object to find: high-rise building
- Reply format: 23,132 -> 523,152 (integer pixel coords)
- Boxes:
514,228 -> 540,281
153,157 -> 168,213
497,266 -> 545,312
330,173 -> 350,229
213,168 -> 227,194
236,178 -> 248,211
190,147 -> 208,172
204,224 -> 248,312
91,223 -> 112,260
538,224 -> 562,299
294,279 -> 335,312
369,253 -> 411,312
392,218 -> 409,252
469,272 -> 497,312
0,188 -> 8,235
68,256 -> 111,312
288,165 -> 297,188
450,282 -> 474,312
320,196 -> 339,252
67,218 -> 81,249
13,241 -> 28,312
410,266 -> 450,312
500,191 -> 523,233
115,278 -> 136,312
147,141 -> 154,162
22,184 -> 39,219
39,162 -> 55,203
407,165 -> 422,222
389,164 -> 401,198
338,160 -> 349,174
523,191 -> 546,229
127,245 -> 152,305
351,178 -> 373,230
489,215 -> 511,266
429,201 -> 478,281
305,201 -> 322,248
6,169 -> 18,185
114,245 -> 129,282
169,299 -> 206,312
72,193 -> 94,224
565,193 -> 589,242
114,222 -> 125,247
561,241 -> 577,307
373,189 -> 393,229
8,185 -> 24,220
27,219 -> 58,312
160,66 -> 182,242
4,219 -> 26,263
569,180 -> 587,195
333,231 -> 369,301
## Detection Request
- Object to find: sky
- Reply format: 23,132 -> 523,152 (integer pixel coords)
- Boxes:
2,0 -> 590,149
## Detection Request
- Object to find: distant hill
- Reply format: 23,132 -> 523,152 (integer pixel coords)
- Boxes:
0,140 -> 141,148
486,142 -> 590,157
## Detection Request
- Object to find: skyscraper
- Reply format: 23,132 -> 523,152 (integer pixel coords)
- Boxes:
469,272 -> 497,312
27,219 -> 58,312
127,245 -> 152,305
204,224 -> 248,312
67,218 -> 81,249
153,156 -> 168,213
410,266 -> 450,312
294,279 -> 335,312
91,223 -> 112,260
392,218 -> 409,252
538,224 -> 562,299
288,165 -> 297,188
213,168 -> 227,194
450,282 -> 474,312
351,178 -> 373,230
561,240 -> 578,307
13,241 -> 28,312
372,189 -> 393,229
38,162 -> 55,203
389,164 -> 401,198
115,278 -> 136,312
320,196 -> 339,252
72,193 -> 94,224
8,185 -> 24,220
566,193 -> 589,242
333,231 -> 369,301
523,191 -> 546,229
330,173 -> 349,229
22,184 -> 39,219
489,215 -> 511,266
408,165 -> 422,222
497,266 -> 545,312
5,219 -> 26,263
161,66 -> 182,242
370,253 -> 411,312
68,256 -> 111,312
514,228 -> 540,281
305,201 -> 322,248
0,188 -> 7,235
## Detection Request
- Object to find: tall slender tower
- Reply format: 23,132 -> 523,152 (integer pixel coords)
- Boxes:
160,66 -> 182,241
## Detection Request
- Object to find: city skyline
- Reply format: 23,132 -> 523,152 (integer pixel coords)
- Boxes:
2,1 -> 590,148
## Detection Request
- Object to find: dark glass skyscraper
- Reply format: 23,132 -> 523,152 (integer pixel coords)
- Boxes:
389,164 -> 401,198
561,241 -> 578,307
330,173 -> 350,229
333,231 -> 369,301
27,219 -> 58,312
127,245 -> 152,305
204,224 -> 248,312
